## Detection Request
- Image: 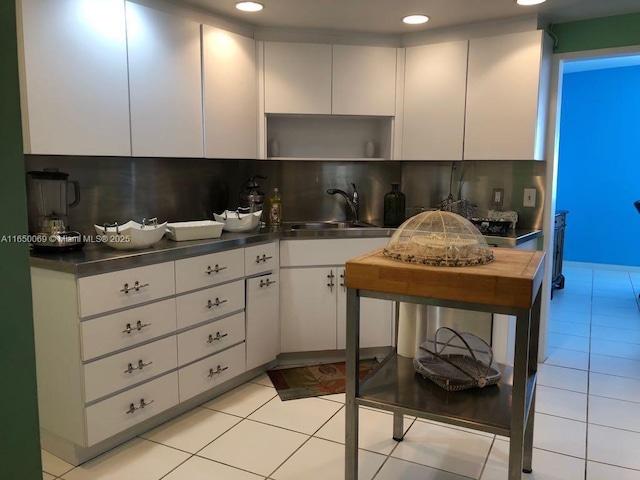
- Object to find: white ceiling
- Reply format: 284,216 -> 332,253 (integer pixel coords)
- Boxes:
174,0 -> 640,35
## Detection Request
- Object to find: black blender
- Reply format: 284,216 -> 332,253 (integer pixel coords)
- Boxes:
26,169 -> 84,251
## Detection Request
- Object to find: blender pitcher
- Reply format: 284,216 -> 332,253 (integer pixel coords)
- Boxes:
26,168 -> 83,251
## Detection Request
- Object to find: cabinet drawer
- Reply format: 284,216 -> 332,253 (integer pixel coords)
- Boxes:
178,343 -> 245,402
85,372 -> 179,446
81,299 -> 177,361
176,280 -> 244,330
245,242 -> 278,277
177,312 -> 245,366
175,248 -> 244,293
83,336 -> 177,403
78,262 -> 175,318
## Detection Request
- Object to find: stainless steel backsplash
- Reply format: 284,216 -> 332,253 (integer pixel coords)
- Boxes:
24,156 -> 544,235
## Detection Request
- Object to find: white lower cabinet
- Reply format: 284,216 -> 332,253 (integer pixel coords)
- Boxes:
280,267 -> 337,352
83,336 -> 178,403
177,312 -> 245,366
86,372 -> 179,446
246,273 -> 280,370
279,238 -> 393,353
176,280 -> 245,330
178,343 -> 246,402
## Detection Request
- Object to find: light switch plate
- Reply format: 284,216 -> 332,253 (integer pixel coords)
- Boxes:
523,188 -> 536,207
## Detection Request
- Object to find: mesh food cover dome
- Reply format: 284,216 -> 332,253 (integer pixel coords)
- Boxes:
383,210 -> 494,267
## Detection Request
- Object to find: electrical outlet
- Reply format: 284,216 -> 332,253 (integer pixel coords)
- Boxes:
492,188 -> 504,206
523,188 -> 536,207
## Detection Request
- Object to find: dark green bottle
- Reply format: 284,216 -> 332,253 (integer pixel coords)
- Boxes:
383,182 -> 406,227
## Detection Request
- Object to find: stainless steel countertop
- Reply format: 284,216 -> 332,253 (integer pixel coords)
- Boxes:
30,225 -> 541,277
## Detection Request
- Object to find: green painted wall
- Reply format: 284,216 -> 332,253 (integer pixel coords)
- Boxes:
0,1 -> 42,479
553,13 -> 640,53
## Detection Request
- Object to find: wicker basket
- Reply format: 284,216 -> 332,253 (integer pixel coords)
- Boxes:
414,327 -> 501,392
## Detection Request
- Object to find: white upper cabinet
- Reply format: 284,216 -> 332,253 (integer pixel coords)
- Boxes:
202,26 -> 257,159
464,30 -> 550,160
19,0 -> 131,156
264,42 -> 332,114
332,45 -> 396,116
126,2 -> 203,158
402,41 -> 468,160
264,42 -> 397,116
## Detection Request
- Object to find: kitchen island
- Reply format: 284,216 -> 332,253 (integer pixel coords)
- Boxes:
344,247 -> 545,480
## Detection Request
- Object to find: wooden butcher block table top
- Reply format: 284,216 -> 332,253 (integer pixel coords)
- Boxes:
345,248 -> 545,309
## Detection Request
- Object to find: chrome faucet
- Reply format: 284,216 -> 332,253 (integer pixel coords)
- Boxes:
327,183 -> 359,223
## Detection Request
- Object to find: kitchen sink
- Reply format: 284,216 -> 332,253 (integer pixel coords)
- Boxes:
290,221 -> 377,230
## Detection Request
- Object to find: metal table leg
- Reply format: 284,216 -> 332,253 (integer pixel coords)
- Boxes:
345,288 -> 360,480
393,412 -> 404,441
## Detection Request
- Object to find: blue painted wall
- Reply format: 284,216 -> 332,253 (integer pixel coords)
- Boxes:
558,65 -> 640,266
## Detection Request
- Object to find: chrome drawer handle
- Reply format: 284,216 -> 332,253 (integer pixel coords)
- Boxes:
255,254 -> 273,264
125,398 -> 154,414
208,365 -> 228,377
340,271 -> 345,290
207,331 -> 228,343
122,320 -> 151,334
259,278 -> 276,288
120,281 -> 149,294
327,270 -> 335,291
123,359 -> 153,373
206,298 -> 227,309
205,264 -> 227,275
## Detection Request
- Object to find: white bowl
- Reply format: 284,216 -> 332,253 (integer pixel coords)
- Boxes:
213,210 -> 262,232
166,220 -> 224,241
94,221 -> 167,250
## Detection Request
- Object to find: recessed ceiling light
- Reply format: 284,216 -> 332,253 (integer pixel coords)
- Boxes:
515,0 -> 546,5
403,14 -> 429,25
236,2 -> 264,12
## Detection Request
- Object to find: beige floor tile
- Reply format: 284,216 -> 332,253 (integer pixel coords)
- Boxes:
588,424 -> 640,470
589,395 -> 640,433
390,419 -> 493,478
202,382 -> 277,417
374,457 -> 467,480
586,461 -> 640,480
533,413 -> 586,458
248,395 -> 342,435
537,363 -> 588,393
271,437 -> 385,480
535,385 -> 587,422
589,372 -> 640,403
141,407 -> 241,453
41,450 -> 74,477
163,455 -> 263,480
543,347 -> 590,370
197,419 -> 308,477
60,438 -> 189,480
481,439 -> 585,480
590,353 -> 640,380
315,406 -> 409,455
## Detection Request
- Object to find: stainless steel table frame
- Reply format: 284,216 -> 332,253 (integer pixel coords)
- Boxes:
345,287 -> 542,480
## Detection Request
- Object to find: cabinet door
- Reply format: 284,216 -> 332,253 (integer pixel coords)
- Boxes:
246,273 -> 280,370
464,30 -> 546,160
264,42 -> 332,114
202,26 -> 257,159
332,45 -> 397,116
280,267 -> 337,352
19,0 -> 130,155
126,2 -> 203,157
336,269 -> 393,349
402,41 -> 468,160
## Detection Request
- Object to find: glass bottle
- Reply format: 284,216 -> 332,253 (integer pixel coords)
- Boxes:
383,182 -> 406,227
268,187 -> 282,229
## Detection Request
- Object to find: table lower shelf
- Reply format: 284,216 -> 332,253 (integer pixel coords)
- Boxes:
355,355 -> 536,437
